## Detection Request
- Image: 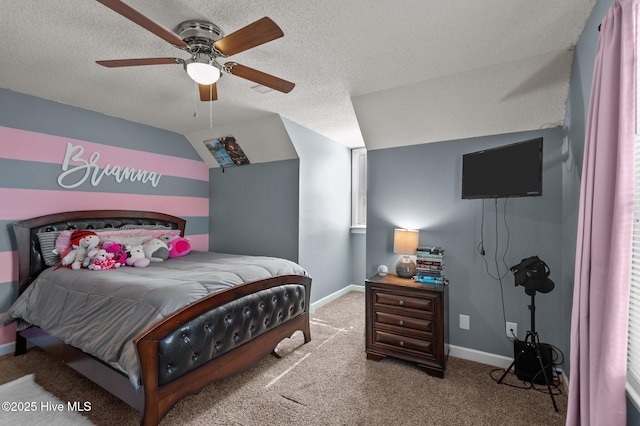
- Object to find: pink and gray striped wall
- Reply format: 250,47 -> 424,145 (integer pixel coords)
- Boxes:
0,89 -> 209,351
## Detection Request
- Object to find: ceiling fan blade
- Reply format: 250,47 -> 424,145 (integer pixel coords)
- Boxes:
214,17 -> 284,56
225,63 -> 295,93
96,0 -> 187,48
199,83 -> 218,101
96,58 -> 181,68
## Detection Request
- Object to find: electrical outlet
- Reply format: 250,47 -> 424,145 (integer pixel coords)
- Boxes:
506,321 -> 518,338
460,315 -> 470,330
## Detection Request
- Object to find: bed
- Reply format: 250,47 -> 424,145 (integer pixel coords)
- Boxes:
5,210 -> 312,425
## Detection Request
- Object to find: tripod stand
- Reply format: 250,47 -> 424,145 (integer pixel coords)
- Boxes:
497,293 -> 558,413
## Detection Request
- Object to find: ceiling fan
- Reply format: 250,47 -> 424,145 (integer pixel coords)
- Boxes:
94,0 -> 295,102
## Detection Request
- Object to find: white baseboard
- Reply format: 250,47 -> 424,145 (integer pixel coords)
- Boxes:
0,341 -> 15,357
310,284 -> 364,312
449,344 -> 513,368
449,344 -> 569,388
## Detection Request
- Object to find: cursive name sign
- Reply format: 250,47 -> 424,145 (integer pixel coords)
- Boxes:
57,142 -> 162,189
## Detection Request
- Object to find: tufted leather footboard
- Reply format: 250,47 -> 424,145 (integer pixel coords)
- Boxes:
157,284 -> 306,385
135,274 -> 311,426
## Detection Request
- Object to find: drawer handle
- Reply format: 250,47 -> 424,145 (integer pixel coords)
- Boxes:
399,300 -> 404,306
399,341 -> 405,347
399,320 -> 404,326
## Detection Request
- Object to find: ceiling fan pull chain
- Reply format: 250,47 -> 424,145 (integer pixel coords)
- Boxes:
193,82 -> 198,118
209,85 -> 213,129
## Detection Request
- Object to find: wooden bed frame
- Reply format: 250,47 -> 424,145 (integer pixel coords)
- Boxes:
11,210 -> 312,425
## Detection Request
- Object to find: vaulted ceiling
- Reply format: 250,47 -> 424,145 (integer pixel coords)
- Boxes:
0,1 -> 596,150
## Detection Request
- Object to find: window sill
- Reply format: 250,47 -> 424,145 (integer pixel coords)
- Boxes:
350,226 -> 366,234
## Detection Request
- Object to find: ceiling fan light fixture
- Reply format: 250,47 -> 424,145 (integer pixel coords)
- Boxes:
185,55 -> 220,85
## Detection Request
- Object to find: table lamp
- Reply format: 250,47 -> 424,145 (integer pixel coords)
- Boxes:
394,229 -> 419,278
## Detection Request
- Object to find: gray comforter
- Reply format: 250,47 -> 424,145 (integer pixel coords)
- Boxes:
3,251 -> 307,387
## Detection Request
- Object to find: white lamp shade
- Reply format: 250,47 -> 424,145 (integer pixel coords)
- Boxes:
393,229 -> 419,254
186,62 -> 221,85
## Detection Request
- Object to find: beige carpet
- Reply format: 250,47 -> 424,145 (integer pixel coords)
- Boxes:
0,291 -> 567,425
0,374 -> 93,425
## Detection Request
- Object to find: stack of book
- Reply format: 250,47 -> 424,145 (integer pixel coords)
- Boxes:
414,246 -> 446,284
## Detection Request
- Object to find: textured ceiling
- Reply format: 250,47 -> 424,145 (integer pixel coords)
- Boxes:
0,0 -> 596,149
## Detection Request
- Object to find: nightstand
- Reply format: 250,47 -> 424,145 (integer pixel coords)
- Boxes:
365,274 -> 449,378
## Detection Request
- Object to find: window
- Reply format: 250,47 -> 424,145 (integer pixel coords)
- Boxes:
351,148 -> 367,229
628,24 -> 640,408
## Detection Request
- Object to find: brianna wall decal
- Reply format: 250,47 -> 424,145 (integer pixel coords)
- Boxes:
57,142 -> 162,189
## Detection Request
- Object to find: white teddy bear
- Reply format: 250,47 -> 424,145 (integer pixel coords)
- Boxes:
61,230 -> 100,270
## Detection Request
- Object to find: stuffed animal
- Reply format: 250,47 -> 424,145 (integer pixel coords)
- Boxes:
87,248 -> 120,270
142,238 -> 169,262
61,230 -> 100,270
159,235 -> 191,258
102,240 -> 127,265
125,245 -> 150,267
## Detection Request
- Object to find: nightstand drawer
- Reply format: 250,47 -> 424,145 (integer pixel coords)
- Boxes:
374,330 -> 433,355
375,291 -> 433,312
375,311 -> 433,333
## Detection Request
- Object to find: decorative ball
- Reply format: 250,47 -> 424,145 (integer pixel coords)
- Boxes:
377,265 -> 388,276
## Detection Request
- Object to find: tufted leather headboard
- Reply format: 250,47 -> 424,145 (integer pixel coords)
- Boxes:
13,210 -> 186,294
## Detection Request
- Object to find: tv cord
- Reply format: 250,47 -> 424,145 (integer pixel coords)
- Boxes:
478,198 -> 511,281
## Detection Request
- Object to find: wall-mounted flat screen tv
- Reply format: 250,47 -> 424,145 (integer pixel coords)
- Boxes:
461,137 -> 543,199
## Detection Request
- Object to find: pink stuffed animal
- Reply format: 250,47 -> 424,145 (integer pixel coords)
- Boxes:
102,240 -> 127,265
159,235 -> 191,258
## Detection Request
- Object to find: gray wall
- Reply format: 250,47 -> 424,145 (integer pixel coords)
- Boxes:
209,116 -> 354,304
283,118 -> 353,302
366,128 -> 565,360
209,159 -> 300,262
351,232 -> 367,285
